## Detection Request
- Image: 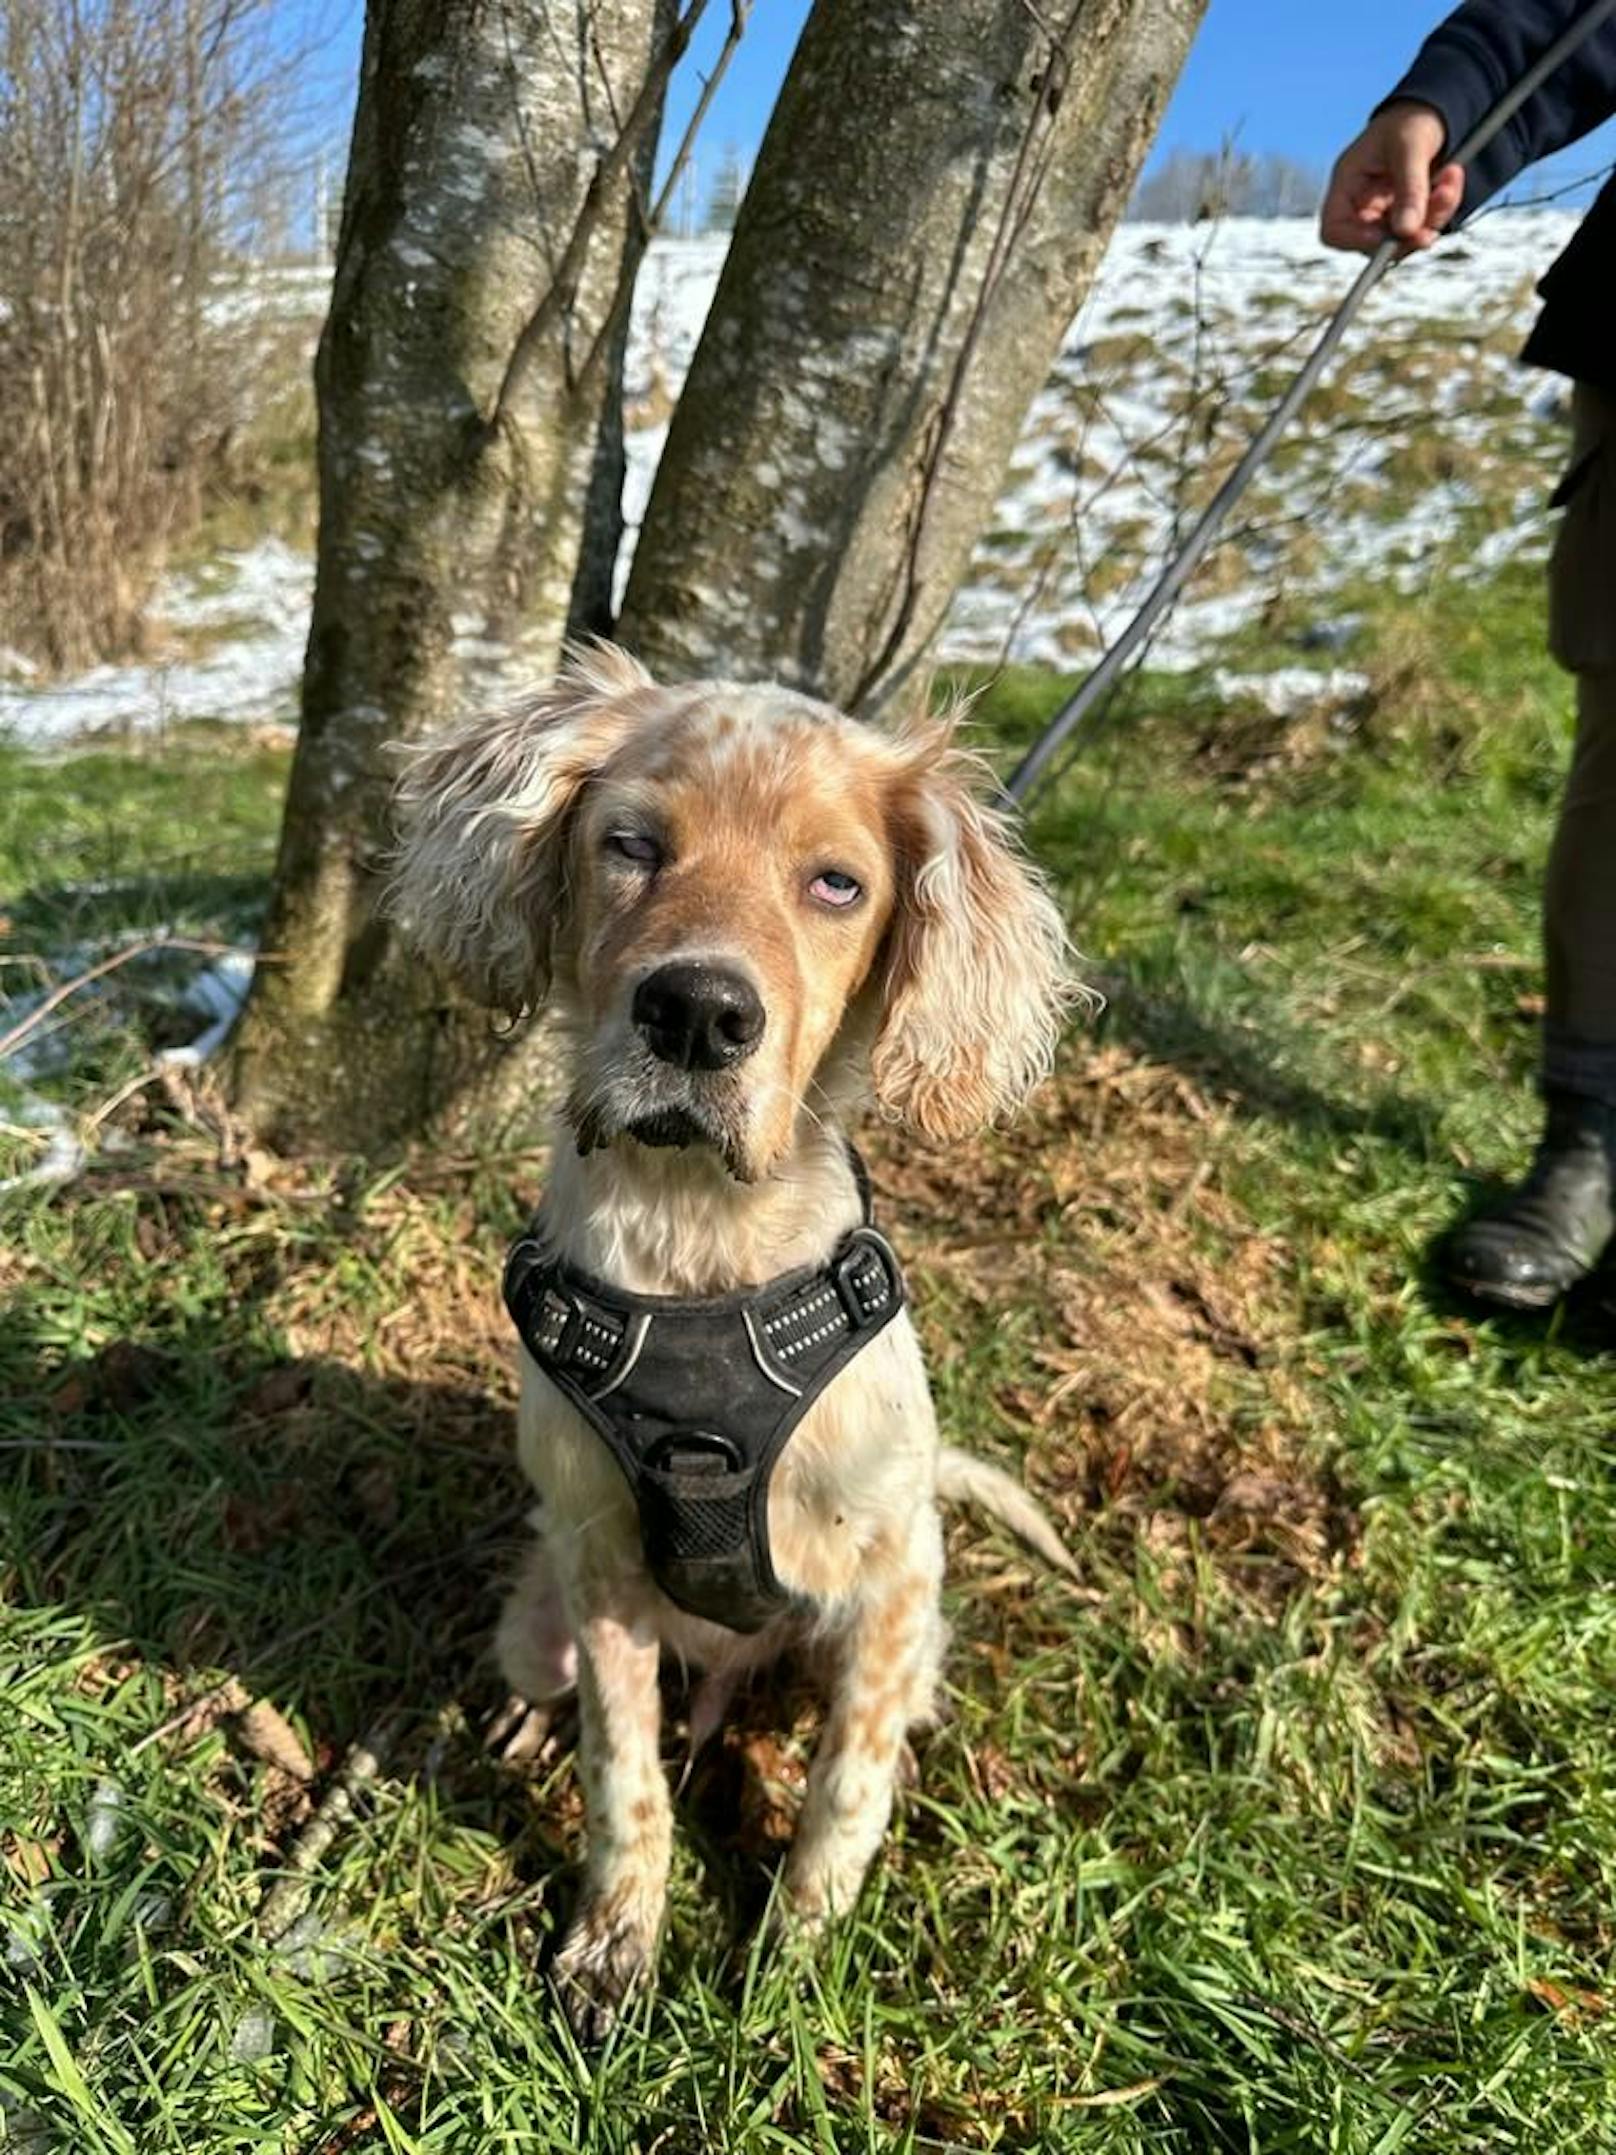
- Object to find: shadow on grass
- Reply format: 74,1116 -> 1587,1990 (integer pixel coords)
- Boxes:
0,1297 -> 813,1927
7,867 -> 270,948
2,1309 -> 524,1731
1095,975 -> 1437,1154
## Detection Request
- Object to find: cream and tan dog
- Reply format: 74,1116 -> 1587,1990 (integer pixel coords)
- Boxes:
393,644 -> 1074,2038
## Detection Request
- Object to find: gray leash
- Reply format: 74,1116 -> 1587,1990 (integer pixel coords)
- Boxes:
1004,0 -> 1616,807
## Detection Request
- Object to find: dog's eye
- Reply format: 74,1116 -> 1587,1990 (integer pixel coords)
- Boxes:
606,830 -> 661,869
809,869 -> 862,909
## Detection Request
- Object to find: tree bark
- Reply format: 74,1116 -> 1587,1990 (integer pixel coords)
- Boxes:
618,0 -> 1207,714
229,0 -> 671,1154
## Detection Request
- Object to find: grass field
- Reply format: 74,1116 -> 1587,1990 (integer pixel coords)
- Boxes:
5,557 -> 1616,2151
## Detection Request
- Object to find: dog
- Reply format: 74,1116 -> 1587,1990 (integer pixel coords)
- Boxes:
392,642 -> 1076,2039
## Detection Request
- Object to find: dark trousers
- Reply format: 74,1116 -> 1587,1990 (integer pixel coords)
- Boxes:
1543,383 -> 1616,1104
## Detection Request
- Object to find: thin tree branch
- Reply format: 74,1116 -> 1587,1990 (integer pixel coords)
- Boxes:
257,1718 -> 398,1944
0,936 -> 251,1065
572,0 -> 752,399
650,0 -> 749,233
488,0 -> 709,436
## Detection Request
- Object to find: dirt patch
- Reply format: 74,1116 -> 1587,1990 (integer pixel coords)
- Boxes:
867,1042 -> 1355,1602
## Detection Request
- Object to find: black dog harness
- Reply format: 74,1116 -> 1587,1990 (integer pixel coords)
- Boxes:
503,1164 -> 905,1634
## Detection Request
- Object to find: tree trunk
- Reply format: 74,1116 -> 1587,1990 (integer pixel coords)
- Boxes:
618,0 -> 1207,713
229,0 -> 671,1154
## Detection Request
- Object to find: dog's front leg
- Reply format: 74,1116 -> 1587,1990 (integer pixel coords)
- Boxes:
552,1585 -> 670,2042
784,1551 -> 944,1929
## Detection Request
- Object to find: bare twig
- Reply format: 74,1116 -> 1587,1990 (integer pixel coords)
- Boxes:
488,0 -> 710,432
572,0 -> 753,396
0,935 -> 244,1065
651,0 -> 750,233
81,1068 -> 169,1134
257,1719 -> 397,1944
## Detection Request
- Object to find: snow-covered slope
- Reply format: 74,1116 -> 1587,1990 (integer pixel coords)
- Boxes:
927,211 -> 1575,675
0,212 -> 1580,745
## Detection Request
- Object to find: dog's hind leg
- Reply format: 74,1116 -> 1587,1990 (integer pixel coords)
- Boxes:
551,1579 -> 672,2043
494,1525 -> 578,1703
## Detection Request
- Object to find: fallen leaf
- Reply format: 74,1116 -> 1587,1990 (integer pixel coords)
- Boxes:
1526,1976 -> 1605,2021
235,1699 -> 315,1783
3,1836 -> 59,1887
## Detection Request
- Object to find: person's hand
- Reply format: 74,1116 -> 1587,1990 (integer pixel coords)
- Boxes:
1320,100 -> 1465,253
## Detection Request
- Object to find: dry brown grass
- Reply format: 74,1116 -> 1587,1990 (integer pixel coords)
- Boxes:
870,1041 -> 1355,1607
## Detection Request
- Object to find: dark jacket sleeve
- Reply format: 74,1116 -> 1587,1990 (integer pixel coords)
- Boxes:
1383,1 -> 1616,213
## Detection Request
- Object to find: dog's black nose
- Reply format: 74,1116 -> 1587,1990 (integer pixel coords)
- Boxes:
633,962 -> 765,1071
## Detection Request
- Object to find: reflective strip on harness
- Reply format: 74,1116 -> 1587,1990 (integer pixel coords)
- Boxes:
503,1214 -> 906,1634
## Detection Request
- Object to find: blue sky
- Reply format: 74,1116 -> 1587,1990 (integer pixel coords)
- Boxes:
656,0 -> 1616,205
303,1 -> 1616,212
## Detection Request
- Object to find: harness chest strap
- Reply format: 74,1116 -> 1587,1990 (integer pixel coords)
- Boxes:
503,1202 -> 906,1634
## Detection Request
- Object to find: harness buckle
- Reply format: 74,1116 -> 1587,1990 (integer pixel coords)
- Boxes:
833,1231 -> 899,1330
526,1281 -> 578,1362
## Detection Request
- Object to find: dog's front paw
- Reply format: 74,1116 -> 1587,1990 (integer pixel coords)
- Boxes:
551,1894 -> 657,2044
759,1882 -> 831,1960
778,1861 -> 850,1938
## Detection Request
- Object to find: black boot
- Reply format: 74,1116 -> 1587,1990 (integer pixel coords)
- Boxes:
1445,1091 -> 1616,1309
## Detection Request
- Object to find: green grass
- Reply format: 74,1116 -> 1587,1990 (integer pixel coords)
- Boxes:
6,561 -> 1616,2149
0,732 -> 288,943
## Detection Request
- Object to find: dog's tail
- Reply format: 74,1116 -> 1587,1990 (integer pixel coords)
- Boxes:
937,1445 -> 1080,1580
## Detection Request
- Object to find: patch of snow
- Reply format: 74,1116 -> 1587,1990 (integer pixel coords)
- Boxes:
156,953 -> 255,1070
1,942 -> 256,1199
83,1778 -> 126,1860
0,1092 -> 86,1200
0,542 -> 311,746
0,213 -> 1582,746
1211,666 -> 1372,716
228,2004 -> 278,2063
1473,505 -> 1554,574
204,262 -> 331,333
0,2094 -> 55,2153
616,213 -> 1579,674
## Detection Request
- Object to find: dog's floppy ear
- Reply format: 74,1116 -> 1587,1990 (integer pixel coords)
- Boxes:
871,716 -> 1074,1140
390,641 -> 654,1012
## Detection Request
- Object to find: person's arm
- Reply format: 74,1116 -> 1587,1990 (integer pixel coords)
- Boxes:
1392,0 -> 1616,209
1321,2 -> 1616,255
